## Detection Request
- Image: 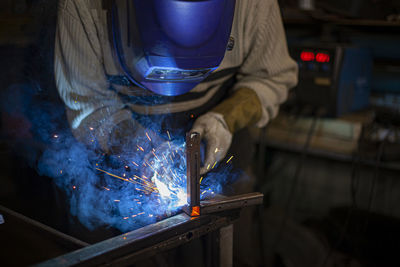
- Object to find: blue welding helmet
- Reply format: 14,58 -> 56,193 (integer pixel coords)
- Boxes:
111,0 -> 236,96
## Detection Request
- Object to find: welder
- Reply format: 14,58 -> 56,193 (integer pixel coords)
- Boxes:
55,0 -> 297,264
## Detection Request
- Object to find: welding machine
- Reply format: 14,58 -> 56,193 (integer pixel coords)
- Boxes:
291,45 -> 373,117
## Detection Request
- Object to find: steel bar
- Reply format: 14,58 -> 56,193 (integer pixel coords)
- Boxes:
183,131 -> 201,216
219,224 -> 233,267
0,205 -> 88,250
36,211 -> 240,267
200,192 -> 264,215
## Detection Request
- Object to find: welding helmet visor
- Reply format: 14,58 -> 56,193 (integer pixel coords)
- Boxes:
111,0 -> 236,96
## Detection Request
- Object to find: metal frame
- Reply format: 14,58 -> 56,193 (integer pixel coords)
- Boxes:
36,210 -> 240,267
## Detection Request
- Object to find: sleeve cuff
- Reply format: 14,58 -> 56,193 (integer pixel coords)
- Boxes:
232,78 -> 283,128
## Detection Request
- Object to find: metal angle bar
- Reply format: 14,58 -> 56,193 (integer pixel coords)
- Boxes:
219,224 -> 234,267
36,211 -> 239,267
200,192 -> 264,215
0,205 -> 89,250
107,213 -> 238,266
183,131 -> 201,217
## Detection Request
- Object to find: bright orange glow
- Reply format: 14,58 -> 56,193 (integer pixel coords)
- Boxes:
191,206 -> 200,216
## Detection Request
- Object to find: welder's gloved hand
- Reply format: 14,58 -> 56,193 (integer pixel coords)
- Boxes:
212,88 -> 263,134
192,88 -> 262,175
191,112 -> 232,175
108,119 -> 161,156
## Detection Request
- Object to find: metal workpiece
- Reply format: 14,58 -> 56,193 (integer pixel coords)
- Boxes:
0,205 -> 88,251
219,224 -> 234,267
200,192 -> 264,215
36,212 -> 240,267
183,131 -> 201,216
183,131 -> 264,217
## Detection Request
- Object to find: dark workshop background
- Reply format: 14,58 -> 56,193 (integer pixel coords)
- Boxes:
1,0 -> 400,266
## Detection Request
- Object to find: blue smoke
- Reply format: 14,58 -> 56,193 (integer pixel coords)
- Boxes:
36,128 -> 239,232
2,83 -> 241,233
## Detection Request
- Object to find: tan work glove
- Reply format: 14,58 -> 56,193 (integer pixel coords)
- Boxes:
108,119 -> 161,156
191,88 -> 262,174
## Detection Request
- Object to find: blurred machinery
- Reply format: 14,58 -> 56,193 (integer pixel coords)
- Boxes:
316,0 -> 400,19
290,44 -> 373,117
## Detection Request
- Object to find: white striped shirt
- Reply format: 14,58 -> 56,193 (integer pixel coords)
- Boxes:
55,0 -> 298,151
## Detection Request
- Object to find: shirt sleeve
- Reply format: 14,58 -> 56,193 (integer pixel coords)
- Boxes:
54,0 -> 136,152
233,0 -> 298,127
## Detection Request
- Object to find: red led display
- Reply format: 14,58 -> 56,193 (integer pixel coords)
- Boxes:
316,53 -> 330,63
300,51 -> 315,61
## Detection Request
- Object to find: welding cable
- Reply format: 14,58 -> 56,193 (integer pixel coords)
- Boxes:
255,106 -> 306,264
350,125 -> 370,208
255,125 -> 269,265
270,108 -> 321,257
363,128 -> 391,232
320,126 -> 367,267
320,126 -> 391,267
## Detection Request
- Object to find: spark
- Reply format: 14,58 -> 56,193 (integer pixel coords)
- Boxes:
137,145 -> 144,152
123,217 -> 129,220
53,134 -> 59,138
226,156 -> 234,164
162,153 -> 169,163
212,161 -> 217,169
145,161 -> 161,177
199,176 -> 204,184
96,168 -> 157,191
89,127 -> 94,131
60,170 -> 63,174
152,151 -> 160,161
114,200 -> 120,202
72,186 -> 76,190
170,170 -> 178,180
215,148 -> 219,153
167,141 -> 172,150
207,164 -> 210,170
133,175 -> 155,188
103,187 -> 110,191
167,131 -> 171,140
132,161 -> 139,167
135,188 -> 148,193
145,132 -> 152,142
